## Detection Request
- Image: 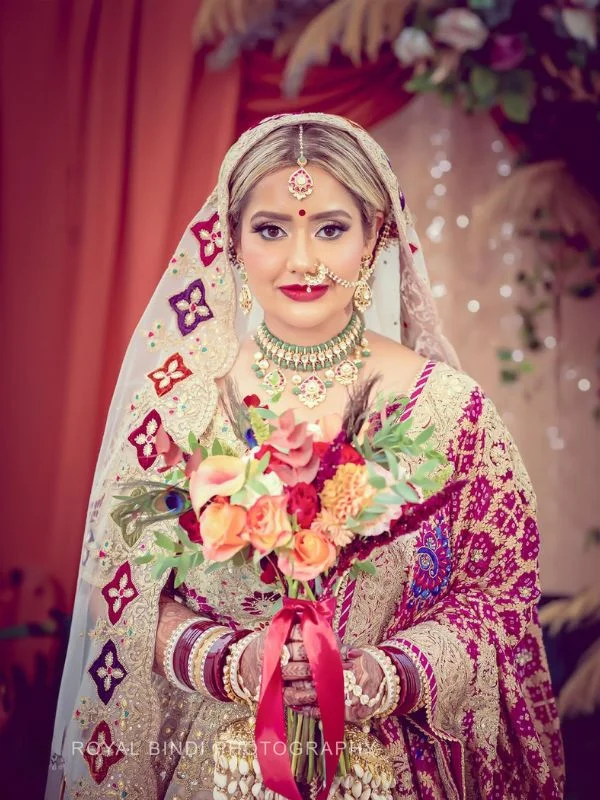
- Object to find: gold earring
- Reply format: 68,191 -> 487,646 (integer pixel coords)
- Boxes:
232,250 -> 252,316
353,254 -> 373,313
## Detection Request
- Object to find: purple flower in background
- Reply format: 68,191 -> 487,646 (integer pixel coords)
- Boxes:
489,34 -> 527,71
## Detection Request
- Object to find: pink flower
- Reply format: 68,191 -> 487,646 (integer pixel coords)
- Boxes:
188,455 -> 246,515
489,34 -> 526,71
434,9 -> 489,52
258,409 -> 319,485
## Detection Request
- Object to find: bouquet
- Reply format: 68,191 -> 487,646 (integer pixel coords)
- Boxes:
116,389 -> 463,800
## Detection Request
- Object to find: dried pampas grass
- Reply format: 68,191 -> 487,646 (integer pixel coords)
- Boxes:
539,585 -> 600,635
540,586 -> 600,717
282,0 -> 411,96
556,640 -> 600,718
472,160 -> 600,250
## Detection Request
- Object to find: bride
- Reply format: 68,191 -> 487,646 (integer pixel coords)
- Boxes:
46,113 -> 564,800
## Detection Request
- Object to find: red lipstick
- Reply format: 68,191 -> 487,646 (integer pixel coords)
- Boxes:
278,284 -> 329,302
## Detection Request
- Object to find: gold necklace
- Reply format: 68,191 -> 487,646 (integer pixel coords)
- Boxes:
252,313 -> 371,409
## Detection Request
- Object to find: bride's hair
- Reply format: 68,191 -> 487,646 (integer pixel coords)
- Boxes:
228,123 -> 391,244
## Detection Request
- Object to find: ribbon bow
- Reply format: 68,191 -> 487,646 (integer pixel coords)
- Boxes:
255,596 -> 345,800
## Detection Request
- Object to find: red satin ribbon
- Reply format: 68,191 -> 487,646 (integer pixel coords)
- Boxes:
255,596 -> 345,800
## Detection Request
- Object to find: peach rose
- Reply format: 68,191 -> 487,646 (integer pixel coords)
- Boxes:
243,495 -> 293,555
277,529 -> 337,582
199,501 -> 247,562
188,455 -> 246,515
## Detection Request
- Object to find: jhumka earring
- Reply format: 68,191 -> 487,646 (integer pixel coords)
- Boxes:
352,222 -> 392,312
288,125 -> 314,200
230,245 -> 253,315
353,253 -> 374,313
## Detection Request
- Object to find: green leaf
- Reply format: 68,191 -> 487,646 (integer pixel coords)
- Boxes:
152,531 -> 178,552
392,483 -> 420,503
254,406 -> 278,420
405,72 -> 437,94
413,426 -> 435,446
134,553 -> 154,565
384,449 -> 399,480
254,450 -> 271,475
470,66 -> 499,104
151,556 -> 181,581
188,432 -> 200,452
367,472 -> 387,490
352,560 -> 377,576
500,92 -> 531,123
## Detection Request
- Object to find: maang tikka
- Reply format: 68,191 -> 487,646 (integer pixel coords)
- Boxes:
288,125 -> 314,200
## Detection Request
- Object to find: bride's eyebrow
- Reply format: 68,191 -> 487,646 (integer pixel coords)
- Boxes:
250,209 -> 353,223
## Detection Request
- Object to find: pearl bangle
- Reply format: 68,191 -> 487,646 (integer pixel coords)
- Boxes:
227,630 -> 262,703
362,646 -> 401,719
163,619 -> 202,693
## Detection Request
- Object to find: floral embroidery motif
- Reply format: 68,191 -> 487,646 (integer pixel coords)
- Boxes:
101,561 -> 139,625
240,590 -> 281,616
83,720 -> 125,784
191,212 -> 224,266
127,409 -> 162,470
409,513 -> 452,607
88,639 -> 127,704
169,279 -> 213,335
147,352 -> 192,397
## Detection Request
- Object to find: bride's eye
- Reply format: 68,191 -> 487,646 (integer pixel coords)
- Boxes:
253,224 -> 286,240
317,223 -> 348,240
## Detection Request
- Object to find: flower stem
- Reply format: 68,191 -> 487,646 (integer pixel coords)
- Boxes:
306,717 -> 316,783
290,711 -> 304,778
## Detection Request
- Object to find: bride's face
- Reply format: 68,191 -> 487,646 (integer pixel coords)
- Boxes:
237,165 -> 381,341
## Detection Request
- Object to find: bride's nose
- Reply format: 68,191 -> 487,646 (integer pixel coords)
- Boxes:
286,233 -> 316,279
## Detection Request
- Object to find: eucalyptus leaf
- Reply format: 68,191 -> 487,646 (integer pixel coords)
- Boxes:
134,553 -> 154,565
153,531 -> 178,553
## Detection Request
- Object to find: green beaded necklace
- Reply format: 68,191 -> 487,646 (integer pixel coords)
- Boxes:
252,313 -> 371,409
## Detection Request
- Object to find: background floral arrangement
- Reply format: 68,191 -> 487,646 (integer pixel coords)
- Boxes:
194,0 -> 600,399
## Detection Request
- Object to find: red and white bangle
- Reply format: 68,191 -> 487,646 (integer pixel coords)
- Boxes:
163,618 -> 204,693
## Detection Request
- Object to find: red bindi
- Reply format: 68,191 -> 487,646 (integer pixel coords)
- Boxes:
298,209 -> 306,216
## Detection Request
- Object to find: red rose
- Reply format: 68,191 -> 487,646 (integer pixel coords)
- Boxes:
339,443 -> 365,466
179,508 -> 202,544
313,441 -> 329,459
259,557 -> 278,585
285,482 -> 320,529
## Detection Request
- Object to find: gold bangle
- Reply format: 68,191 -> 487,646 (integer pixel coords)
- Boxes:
362,646 -> 401,719
191,627 -> 229,696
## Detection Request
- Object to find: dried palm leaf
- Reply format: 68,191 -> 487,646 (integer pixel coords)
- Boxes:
472,160 -> 600,251
557,639 -> 600,717
192,0 -> 275,48
539,585 -> 600,635
283,0 -> 411,95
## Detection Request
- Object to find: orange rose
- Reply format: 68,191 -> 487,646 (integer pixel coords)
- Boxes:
277,529 -> 337,582
199,501 -> 247,562
243,495 -> 293,555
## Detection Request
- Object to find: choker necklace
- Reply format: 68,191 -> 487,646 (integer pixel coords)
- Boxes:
252,313 -> 371,409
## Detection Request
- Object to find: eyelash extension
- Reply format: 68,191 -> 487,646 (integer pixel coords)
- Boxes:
250,222 -> 350,236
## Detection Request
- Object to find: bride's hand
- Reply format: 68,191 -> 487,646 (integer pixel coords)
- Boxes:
282,625 -> 373,721
237,628 -> 268,700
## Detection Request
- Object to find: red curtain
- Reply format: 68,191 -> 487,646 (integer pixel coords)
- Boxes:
1,5 -> 413,603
